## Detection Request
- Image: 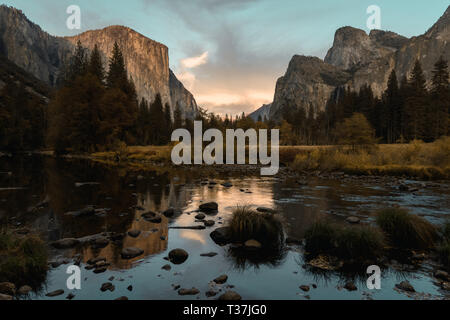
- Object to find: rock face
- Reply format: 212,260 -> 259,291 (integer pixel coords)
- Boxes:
0,5 -> 198,118
269,55 -> 351,119
249,103 -> 272,121
269,5 -> 450,120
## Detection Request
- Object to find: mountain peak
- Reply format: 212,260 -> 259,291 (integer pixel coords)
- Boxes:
426,5 -> 450,36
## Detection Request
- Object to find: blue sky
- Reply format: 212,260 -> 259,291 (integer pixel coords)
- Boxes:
2,0 -> 449,115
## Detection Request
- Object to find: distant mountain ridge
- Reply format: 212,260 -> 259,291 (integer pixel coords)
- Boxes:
0,5 -> 198,118
255,6 -> 450,121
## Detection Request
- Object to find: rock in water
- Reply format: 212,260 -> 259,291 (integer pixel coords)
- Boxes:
51,238 -> 80,249
168,249 -> 189,264
17,285 -> 32,295
210,227 -> 232,245
141,211 -> 162,223
46,289 -> 64,297
213,275 -> 228,284
127,230 -> 141,238
395,281 -> 415,292
178,288 -> 200,295
0,282 -> 15,295
346,216 -> 360,224
218,291 -> 242,300
121,247 -> 144,259
199,202 -> 218,212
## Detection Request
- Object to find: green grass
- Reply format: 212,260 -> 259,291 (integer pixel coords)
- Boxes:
0,231 -> 48,287
376,208 -> 438,249
227,206 -> 284,249
304,221 -> 385,261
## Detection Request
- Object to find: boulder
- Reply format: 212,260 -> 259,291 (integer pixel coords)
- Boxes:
141,211 -> 162,223
0,282 -> 15,295
395,281 -> 415,292
51,238 -> 80,249
204,220 -> 215,227
299,285 -> 310,292
344,281 -> 357,291
218,291 -> 241,300
210,227 -> 232,245
199,202 -> 218,212
195,213 -> 206,220
346,216 -> 360,224
168,248 -> 189,264
213,275 -> 228,284
178,288 -> 200,295
162,208 -> 181,218
127,230 -> 141,238
0,293 -> 13,300
100,283 -> 115,292
121,247 -> 144,259
17,285 -> 32,295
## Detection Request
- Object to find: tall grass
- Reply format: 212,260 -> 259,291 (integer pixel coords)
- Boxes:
437,221 -> 450,268
227,206 -> 284,249
376,208 -> 438,249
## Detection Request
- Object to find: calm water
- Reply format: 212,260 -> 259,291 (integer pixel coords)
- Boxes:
0,155 -> 449,300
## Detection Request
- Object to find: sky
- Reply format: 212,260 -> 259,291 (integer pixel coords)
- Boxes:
2,0 -> 449,116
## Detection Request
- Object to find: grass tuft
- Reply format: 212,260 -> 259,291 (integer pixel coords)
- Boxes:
376,208 -> 438,249
227,206 -> 284,249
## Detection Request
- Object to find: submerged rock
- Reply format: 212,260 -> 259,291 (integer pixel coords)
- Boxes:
195,213 -> 206,220
65,206 -> 96,217
204,220 -> 215,227
168,249 -> 189,264
163,208 -> 181,218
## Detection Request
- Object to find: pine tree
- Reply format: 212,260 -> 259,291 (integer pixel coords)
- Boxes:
431,56 -> 450,138
107,42 -> 128,90
88,44 -> 104,82
405,60 -> 428,141
173,104 -> 183,129
164,103 -> 173,143
384,70 -> 402,143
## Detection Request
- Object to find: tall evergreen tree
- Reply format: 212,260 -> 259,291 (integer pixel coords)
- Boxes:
430,56 -> 450,138
405,60 -> 428,140
88,44 -> 104,82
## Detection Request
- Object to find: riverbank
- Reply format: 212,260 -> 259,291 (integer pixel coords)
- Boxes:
83,138 -> 450,180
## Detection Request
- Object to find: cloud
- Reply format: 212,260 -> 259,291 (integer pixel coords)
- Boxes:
180,51 -> 209,69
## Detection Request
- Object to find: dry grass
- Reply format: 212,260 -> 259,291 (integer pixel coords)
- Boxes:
290,137 -> 450,179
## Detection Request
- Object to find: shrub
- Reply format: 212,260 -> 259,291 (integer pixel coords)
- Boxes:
0,232 -> 48,287
227,206 -> 284,249
376,208 -> 438,249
